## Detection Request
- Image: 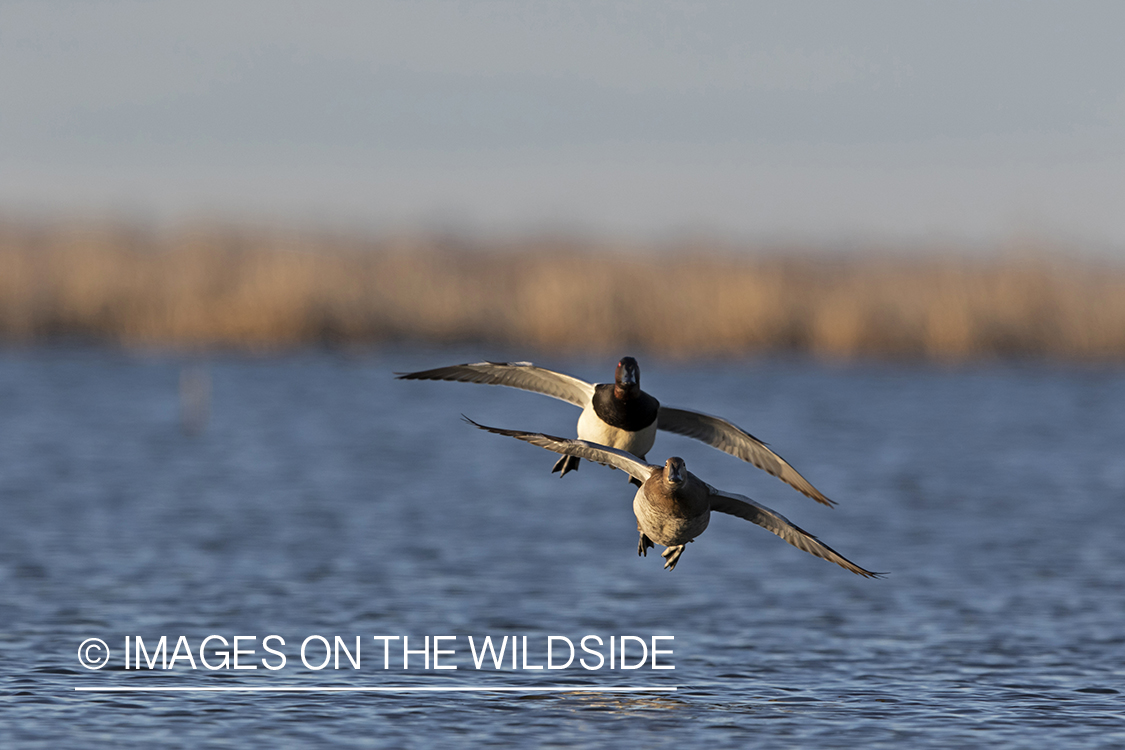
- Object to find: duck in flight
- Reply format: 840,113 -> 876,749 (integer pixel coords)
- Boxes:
465,418 -> 878,576
398,357 -> 833,506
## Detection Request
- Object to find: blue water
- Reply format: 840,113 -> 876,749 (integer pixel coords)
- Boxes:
1,347 -> 1123,747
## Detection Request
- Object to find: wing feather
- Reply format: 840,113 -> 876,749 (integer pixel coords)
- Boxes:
396,362 -> 595,407
658,406 -> 833,507
465,418 -> 657,483
707,486 -> 880,577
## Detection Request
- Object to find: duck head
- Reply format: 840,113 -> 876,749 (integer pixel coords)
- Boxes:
662,457 -> 686,489
613,356 -> 640,399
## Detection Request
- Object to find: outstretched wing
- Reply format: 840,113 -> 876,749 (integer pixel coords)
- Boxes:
465,418 -> 657,484
658,406 -> 834,507
397,361 -> 595,408
706,486 -> 880,577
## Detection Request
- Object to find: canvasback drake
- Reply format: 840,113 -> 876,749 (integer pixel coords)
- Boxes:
398,357 -> 833,505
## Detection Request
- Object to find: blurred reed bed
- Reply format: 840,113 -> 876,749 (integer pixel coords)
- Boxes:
2,220 -> 1124,361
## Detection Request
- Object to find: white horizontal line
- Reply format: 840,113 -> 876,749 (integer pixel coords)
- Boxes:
74,686 -> 677,693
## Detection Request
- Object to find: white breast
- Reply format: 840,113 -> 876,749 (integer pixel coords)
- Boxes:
576,404 -> 658,458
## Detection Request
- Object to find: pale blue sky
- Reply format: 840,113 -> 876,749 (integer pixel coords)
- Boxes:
2,1 -> 1123,248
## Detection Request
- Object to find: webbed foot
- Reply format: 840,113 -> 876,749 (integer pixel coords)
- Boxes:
551,454 -> 580,477
638,533 -> 654,557
661,545 -> 685,571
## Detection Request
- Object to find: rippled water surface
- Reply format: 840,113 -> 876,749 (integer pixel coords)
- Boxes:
2,347 -> 1123,747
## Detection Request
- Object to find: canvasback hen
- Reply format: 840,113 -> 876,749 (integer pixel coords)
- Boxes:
465,418 -> 878,576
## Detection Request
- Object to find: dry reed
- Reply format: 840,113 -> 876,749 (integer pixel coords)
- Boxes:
2,220 -> 1124,361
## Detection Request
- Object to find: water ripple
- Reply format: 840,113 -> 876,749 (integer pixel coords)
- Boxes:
1,349 -> 1123,747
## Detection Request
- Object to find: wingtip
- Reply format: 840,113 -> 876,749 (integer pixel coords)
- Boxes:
850,566 -> 887,579
393,363 -> 472,380
394,369 -> 432,379
461,416 -> 520,439
800,485 -> 837,507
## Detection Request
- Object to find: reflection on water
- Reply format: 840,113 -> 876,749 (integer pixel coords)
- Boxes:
1,348 -> 1123,747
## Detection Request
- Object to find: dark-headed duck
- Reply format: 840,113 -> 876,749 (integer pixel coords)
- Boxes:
398,357 -> 833,505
